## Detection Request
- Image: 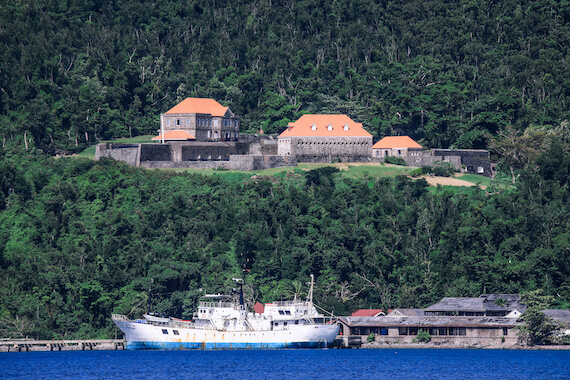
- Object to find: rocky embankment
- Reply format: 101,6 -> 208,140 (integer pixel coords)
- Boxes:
361,341 -> 570,350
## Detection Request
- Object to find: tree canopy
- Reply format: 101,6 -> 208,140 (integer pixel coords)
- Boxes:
0,143 -> 569,339
1,0 -> 570,153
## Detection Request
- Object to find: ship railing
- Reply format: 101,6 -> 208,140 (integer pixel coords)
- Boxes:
272,300 -> 307,307
199,301 -> 236,308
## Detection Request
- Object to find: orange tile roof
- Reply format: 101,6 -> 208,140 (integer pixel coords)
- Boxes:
372,136 -> 423,149
152,130 -> 196,141
278,114 -> 372,138
165,98 -> 229,117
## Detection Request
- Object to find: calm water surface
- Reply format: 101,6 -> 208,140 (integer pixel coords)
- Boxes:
1,348 -> 569,379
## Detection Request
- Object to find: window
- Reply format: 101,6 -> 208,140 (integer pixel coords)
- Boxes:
278,310 -> 285,315
214,131 -> 219,138
327,124 -> 333,131
285,310 -> 291,315
344,124 -> 349,131
166,119 -> 171,126
311,124 -> 317,131
176,119 -> 180,126
477,166 -> 484,173
173,330 -> 180,335
162,329 -> 168,335
186,119 -> 190,125
207,130 -> 211,138
503,328 -> 508,336
398,327 -> 408,335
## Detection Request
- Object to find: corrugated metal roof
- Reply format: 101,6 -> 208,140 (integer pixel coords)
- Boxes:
423,294 -> 525,312
543,309 -> 570,324
338,316 -> 519,328
387,308 -> 425,317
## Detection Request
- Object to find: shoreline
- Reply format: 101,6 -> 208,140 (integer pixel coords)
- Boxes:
0,339 -> 125,353
361,341 -> 570,350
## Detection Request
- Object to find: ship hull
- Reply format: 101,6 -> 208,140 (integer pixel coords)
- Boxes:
114,320 -> 339,350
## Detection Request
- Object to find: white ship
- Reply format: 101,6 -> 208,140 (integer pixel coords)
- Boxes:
112,276 -> 339,349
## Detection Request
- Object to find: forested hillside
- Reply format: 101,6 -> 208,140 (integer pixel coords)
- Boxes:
0,145 -> 569,339
1,0 -> 570,153
1,0 -> 570,339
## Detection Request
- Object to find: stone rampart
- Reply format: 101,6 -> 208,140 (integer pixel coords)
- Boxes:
140,155 -> 296,171
95,143 -> 140,166
140,144 -> 171,161
140,161 -> 233,169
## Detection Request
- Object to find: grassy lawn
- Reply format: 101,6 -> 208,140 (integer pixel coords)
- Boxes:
161,162 -> 414,180
457,173 -> 514,189
77,138 -> 499,188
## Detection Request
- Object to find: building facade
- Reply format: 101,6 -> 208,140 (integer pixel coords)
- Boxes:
337,294 -> 527,346
159,98 -> 240,142
372,136 -> 424,158
278,114 -> 373,162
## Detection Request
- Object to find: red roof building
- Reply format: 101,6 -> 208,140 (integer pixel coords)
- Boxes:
372,136 -> 423,158
351,309 -> 385,317
278,114 -> 372,162
152,130 -> 196,142
158,97 -> 240,142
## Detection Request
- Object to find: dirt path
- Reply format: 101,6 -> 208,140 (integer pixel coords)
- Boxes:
420,174 -> 486,189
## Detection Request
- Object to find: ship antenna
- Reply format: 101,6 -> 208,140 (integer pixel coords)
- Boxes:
308,274 -> 314,305
148,278 -> 154,314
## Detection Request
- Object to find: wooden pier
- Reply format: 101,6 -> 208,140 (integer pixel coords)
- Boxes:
0,339 -> 125,352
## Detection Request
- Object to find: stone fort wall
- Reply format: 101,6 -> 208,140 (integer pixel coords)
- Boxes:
141,155 -> 296,171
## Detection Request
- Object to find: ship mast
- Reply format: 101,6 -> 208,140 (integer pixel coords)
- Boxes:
308,274 -> 314,305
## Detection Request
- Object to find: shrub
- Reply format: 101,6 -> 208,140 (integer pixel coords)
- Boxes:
414,329 -> 431,343
433,162 -> 455,177
410,168 -> 423,177
384,156 -> 407,166
367,333 -> 376,343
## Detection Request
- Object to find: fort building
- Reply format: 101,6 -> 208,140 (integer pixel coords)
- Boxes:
159,97 -> 240,142
278,114 -> 373,163
372,136 -> 423,158
372,135 -> 492,176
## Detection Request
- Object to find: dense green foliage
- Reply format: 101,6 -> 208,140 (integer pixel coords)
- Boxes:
0,142 -> 569,339
517,290 -> 561,345
1,0 -> 570,153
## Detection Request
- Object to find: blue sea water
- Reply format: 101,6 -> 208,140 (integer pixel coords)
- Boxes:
1,348 -> 569,379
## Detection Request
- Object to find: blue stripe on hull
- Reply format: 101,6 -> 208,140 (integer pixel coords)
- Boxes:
126,341 -> 326,350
